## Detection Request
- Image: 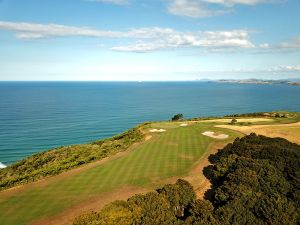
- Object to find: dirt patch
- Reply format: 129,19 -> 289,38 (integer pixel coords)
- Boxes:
149,129 -> 166,133
30,186 -> 150,225
145,135 -> 152,141
216,122 -> 300,144
183,142 -> 228,199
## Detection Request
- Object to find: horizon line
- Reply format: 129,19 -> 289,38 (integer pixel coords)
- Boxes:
0,78 -> 299,82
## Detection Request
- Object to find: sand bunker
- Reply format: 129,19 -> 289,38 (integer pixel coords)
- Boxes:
180,123 -> 188,127
149,129 -> 166,133
202,131 -> 229,139
0,162 -> 7,169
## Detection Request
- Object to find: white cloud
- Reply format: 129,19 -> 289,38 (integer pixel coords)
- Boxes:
270,65 -> 300,71
279,36 -> 300,49
0,21 -> 255,52
203,0 -> 273,5
113,30 -> 255,52
86,0 -> 129,5
167,0 -> 277,18
186,65 -> 300,77
167,0 -> 230,18
0,21 -> 122,39
255,36 -> 300,53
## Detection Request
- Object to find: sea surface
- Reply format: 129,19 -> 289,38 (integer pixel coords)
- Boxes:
1,81 -> 300,165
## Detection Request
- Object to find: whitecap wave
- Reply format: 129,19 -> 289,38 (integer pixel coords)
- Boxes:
0,162 -> 7,169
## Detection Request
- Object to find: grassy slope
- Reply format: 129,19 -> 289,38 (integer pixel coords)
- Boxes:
0,127 -> 144,190
0,122 -> 240,225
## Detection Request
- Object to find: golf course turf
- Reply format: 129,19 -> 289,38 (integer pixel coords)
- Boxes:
0,122 -> 240,225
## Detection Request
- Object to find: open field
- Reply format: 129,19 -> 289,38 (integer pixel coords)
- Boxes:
217,122 -> 300,144
0,122 -> 241,225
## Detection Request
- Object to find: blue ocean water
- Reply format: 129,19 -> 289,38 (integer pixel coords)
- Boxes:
0,81 -> 300,165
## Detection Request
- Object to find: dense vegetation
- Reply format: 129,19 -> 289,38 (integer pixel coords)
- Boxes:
0,127 -> 144,190
172,114 -> 184,121
209,133 -> 300,224
188,111 -> 298,122
225,111 -> 296,119
74,134 -> 300,224
73,179 -> 197,225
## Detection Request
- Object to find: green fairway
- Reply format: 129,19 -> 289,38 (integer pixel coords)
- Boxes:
0,122 -> 240,225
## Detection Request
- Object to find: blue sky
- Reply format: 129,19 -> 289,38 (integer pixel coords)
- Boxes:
0,0 -> 299,81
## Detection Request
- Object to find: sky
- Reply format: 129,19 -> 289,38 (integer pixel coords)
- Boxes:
0,0 -> 299,81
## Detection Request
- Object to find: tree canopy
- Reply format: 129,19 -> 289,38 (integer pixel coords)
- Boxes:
172,114 -> 183,121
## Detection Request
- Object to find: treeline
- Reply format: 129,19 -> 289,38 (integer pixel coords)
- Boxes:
225,112 -> 291,118
208,133 -> 300,224
225,112 -> 267,117
0,127 -> 144,190
188,112 -> 283,121
74,134 -> 300,224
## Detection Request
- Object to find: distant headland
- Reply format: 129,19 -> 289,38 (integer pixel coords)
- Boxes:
216,78 -> 300,86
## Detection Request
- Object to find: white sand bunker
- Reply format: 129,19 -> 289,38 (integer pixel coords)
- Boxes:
149,129 -> 166,133
180,123 -> 188,127
202,131 -> 229,139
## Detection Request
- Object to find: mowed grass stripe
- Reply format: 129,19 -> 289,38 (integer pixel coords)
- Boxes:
0,123 -> 239,225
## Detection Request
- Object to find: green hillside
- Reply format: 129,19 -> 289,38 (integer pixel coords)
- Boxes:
0,122 -> 240,225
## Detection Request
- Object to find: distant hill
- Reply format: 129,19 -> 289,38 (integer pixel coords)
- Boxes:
217,78 -> 300,86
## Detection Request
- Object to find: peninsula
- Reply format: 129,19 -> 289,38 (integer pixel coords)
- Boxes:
0,111 -> 299,225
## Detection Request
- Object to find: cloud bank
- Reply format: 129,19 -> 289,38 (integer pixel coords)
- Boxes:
0,21 -> 255,52
1,21 -> 298,53
112,30 -> 254,52
167,0 -> 277,18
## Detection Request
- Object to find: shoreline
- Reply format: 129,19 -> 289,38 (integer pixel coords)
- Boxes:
2,111 -> 299,167
0,162 -> 6,169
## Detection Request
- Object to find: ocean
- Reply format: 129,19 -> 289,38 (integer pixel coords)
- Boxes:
0,81 -> 300,165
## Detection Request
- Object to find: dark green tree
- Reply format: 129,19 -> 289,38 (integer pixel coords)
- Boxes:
171,114 -> 183,121
230,118 -> 237,124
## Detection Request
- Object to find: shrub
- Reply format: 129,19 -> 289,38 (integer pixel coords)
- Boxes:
171,114 -> 183,121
